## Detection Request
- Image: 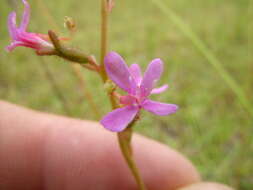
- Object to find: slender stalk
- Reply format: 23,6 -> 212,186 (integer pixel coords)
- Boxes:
100,0 -> 109,82
100,1 -> 146,189
117,123 -> 146,190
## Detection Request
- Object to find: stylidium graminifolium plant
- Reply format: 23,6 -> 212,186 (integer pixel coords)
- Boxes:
5,0 -> 178,189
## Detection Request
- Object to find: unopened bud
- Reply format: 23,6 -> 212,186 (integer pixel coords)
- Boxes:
64,16 -> 77,33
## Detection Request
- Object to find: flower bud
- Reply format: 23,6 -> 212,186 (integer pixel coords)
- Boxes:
64,16 -> 76,33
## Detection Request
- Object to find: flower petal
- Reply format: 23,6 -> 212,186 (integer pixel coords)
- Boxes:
140,58 -> 163,97
8,12 -> 18,40
100,105 -> 139,132
129,64 -> 142,85
142,99 -> 178,116
151,84 -> 169,94
20,0 -> 30,30
105,52 -> 136,93
5,41 -> 26,52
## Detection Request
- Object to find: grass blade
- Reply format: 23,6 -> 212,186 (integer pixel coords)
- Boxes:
150,0 -> 253,117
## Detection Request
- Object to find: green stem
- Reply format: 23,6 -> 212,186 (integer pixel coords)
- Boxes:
100,0 -> 109,82
117,124 -> 147,190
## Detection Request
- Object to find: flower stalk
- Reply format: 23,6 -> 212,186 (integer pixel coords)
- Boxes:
100,1 -> 147,189
117,120 -> 147,190
100,0 -> 109,82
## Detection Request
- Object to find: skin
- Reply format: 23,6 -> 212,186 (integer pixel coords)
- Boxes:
0,101 -> 233,190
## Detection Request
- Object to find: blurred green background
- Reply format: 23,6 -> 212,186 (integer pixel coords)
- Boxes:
0,0 -> 252,189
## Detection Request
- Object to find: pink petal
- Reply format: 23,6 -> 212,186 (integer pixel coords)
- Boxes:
105,52 -> 136,93
17,31 -> 37,43
140,58 -> 163,97
100,105 -> 139,132
142,99 -> 178,116
20,0 -> 30,30
151,84 -> 169,94
8,12 -> 17,40
5,41 -> 26,52
129,64 -> 142,85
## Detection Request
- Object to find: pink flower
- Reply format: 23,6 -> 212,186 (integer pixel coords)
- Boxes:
100,52 -> 178,132
6,0 -> 53,53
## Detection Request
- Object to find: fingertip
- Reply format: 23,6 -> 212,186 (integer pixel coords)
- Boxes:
178,182 -> 234,190
0,101 -> 201,190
